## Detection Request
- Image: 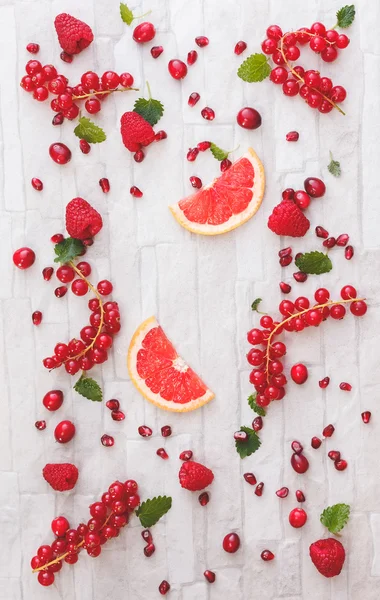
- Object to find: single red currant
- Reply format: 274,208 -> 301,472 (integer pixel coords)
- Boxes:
236,107 -> 262,129
290,363 -> 308,384
289,507 -> 307,528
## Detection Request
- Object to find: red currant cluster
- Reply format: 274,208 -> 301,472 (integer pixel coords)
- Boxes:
247,285 -> 367,408
262,23 -> 349,113
31,479 -> 139,586
20,59 -> 135,125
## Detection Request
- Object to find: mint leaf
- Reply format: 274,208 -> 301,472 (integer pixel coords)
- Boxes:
136,496 -> 172,527
74,117 -> 106,144
134,97 -> 164,126
238,53 -> 271,83
74,375 -> 103,402
328,152 -> 341,177
120,2 -> 134,25
54,238 -> 84,264
320,503 -> 350,534
336,5 -> 355,28
248,394 -> 266,417
295,251 -> 332,275
210,142 -> 229,161
235,426 -> 261,459
251,298 -> 262,312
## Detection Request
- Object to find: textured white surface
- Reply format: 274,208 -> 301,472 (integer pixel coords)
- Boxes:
1,0 -> 380,598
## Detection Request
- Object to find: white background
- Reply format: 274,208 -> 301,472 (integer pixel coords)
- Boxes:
1,0 -> 380,598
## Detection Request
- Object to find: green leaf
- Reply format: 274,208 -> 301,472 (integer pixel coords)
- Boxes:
295,251 -> 333,275
54,238 -> 84,264
120,2 -> 134,25
248,394 -> 266,417
320,503 -> 350,534
136,496 -> 172,527
328,152 -> 341,177
74,375 -> 103,402
237,53 -> 271,83
210,142 -> 229,162
74,117 -> 106,144
336,5 -> 355,28
251,298 -> 262,312
134,97 -> 164,126
235,426 -> 261,459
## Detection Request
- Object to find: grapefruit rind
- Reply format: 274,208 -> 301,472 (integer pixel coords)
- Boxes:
128,316 -> 215,413
169,147 -> 265,235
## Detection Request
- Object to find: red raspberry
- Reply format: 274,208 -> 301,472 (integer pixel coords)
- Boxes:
65,198 -> 103,240
309,538 -> 345,578
268,200 -> 310,237
120,111 -> 155,152
179,461 -> 214,491
42,463 -> 79,491
54,13 -> 94,55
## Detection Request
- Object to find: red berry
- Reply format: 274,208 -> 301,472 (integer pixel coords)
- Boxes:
138,425 -> 153,437
187,148 -> 199,162
279,282 -> 291,294
311,436 -> 322,449
340,382 -> 352,392
294,190 -> 311,210
276,486 -> 289,498
335,459 -> 348,471
283,79 -> 299,96
101,434 -> 114,447
321,46 -> 338,62
168,59 -> 187,80
243,472 -> 257,486
155,130 -> 167,141
119,72 -> 134,87
291,440 -> 303,454
190,176 -> 202,189
133,21 -> 156,43
101,71 -> 120,90
289,507 -> 307,528
38,571 -> 55,586
319,377 -> 330,389
161,425 -> 172,437
150,46 -> 163,59
236,107 -> 262,130
97,280 -> 113,295
255,482 -> 264,496
330,85 -> 347,103
345,245 -> 354,260
71,279 -> 88,296
54,420 -> 75,443
51,515 -> 70,537
261,550 -> 275,561
198,491 -> 210,506
270,67 -> 288,84
350,300 -> 367,317
159,580 -> 170,595
336,34 -> 350,49
266,25 -> 283,41
188,92 -> 200,106
286,131 -> 299,142
204,570 -> 216,582
27,42 -> 40,54
35,420 -> 46,430
286,45 -> 301,60
323,424 -> 335,438
85,98 -> 101,114
290,363 -> 308,384
252,416 -> 263,432
220,158 -> 232,171
291,453 -> 309,474
234,41 -> 247,55
261,38 -> 277,54
179,450 -> 193,461
201,106 -> 215,120
156,447 -> 169,459
323,236 -> 336,249
296,490 -> 306,502
328,450 -> 341,462
52,112 -> 64,126
315,225 -> 329,238
130,186 -> 143,198
330,304 -> 346,320
13,247 -> 35,269
49,142 -> 71,165
195,36 -> 209,47
43,390 -> 63,411
187,50 -> 198,65
222,532 -> 240,553
197,140 -> 211,152
361,411 -> 371,424
31,177 -> 43,191
60,51 -> 73,63
32,310 -> 42,325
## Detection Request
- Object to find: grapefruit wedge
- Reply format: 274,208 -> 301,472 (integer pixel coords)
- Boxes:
170,148 -> 265,235
128,317 -> 214,412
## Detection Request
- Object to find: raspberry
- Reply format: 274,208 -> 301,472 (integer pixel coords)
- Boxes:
42,463 -> 78,491
54,13 -> 94,55
268,200 -> 310,237
179,460 -> 214,491
309,538 -> 345,578
120,111 -> 155,153
65,198 -> 103,240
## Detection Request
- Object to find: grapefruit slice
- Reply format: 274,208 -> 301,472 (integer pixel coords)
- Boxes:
170,147 -> 265,235
128,317 -> 214,412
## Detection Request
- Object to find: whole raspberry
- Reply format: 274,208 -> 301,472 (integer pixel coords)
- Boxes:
309,538 -> 345,578
268,200 -> 310,237
43,463 -> 79,491
54,13 -> 94,55
179,460 -> 214,491
120,111 -> 155,153
65,198 -> 103,240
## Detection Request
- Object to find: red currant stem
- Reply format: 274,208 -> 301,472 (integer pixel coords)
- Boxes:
264,296 -> 366,382
72,87 -> 139,101
279,34 -> 346,116
32,513 -> 114,573
133,9 -> 152,20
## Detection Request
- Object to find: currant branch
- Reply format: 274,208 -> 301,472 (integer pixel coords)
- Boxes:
72,86 -> 139,101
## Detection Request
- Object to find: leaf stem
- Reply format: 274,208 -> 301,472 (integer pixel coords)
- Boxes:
72,87 -> 139,101
146,81 -> 152,100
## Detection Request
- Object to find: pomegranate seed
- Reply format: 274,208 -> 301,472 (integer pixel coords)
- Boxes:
291,440 -> 303,454
60,51 -> 73,63
255,482 -> 264,496
243,472 -> 257,486
130,186 -> 143,198
159,580 -> 170,595
31,177 -> 43,191
252,416 -> 263,431
32,310 -> 42,325
323,237 -> 336,249
280,255 -> 292,267
101,434 -> 115,447
106,399 -> 120,411
220,158 -> 232,171
187,148 -> 199,162
156,448 -> 169,459
222,532 -> 240,553
55,286 -> 67,298
195,36 -> 209,47
311,436 -> 322,449
99,178 -> 110,193
188,92 -> 200,107
144,543 -> 155,557
296,490 -> 305,502
361,411 -> 371,424
155,130 -> 167,141
279,246 -> 292,258
335,459 -> 347,471
27,43 -> 40,54
293,271 -> 308,283
319,376 -> 330,388
35,420 -> 46,430
187,50 -> 198,65
198,492 -> 210,506
151,46 -> 163,59
291,453 -> 309,474
345,245 -> 354,260
323,424 -> 335,438
111,410 -> 125,422
234,431 -> 248,442
276,486 -> 289,498
201,106 -> 215,120
52,113 -> 64,126
134,150 -> 145,162
190,176 -> 202,189
141,529 -> 152,543
79,139 -> 91,154
328,450 -> 341,462
279,282 -> 291,294
339,382 -> 352,392
42,267 -> 54,281
179,450 -> 193,461
234,41 -> 247,55
315,226 -> 329,239
51,233 -> 64,244
261,550 -> 275,561
282,188 -> 294,200
204,570 -> 216,583
138,425 -> 152,437
336,233 -> 349,246
286,131 -> 299,142
161,425 -> 172,437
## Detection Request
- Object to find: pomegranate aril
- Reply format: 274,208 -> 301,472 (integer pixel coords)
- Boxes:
328,450 -> 341,462
55,286 -> 67,298
190,176 -> 202,189
204,570 -> 216,583
295,489 -> 305,502
134,149 -> 145,162
187,50 -> 198,65
111,410 -> 125,422
151,46 -> 163,59
187,148 -> 199,162
138,425 -> 152,437
130,186 -> 143,198
336,233 -> 349,247
286,131 -> 299,142
234,431 -> 248,442
360,410 -> 371,425
255,482 -> 264,496
291,440 -> 303,454
261,549 -> 275,561
144,543 -> 155,557
188,92 -> 200,107
195,35 -> 209,47
252,416 -> 263,432
280,255 -> 292,267
335,459 -> 348,471
156,448 -> 169,459
101,434 -> 115,447
35,420 -> 46,430
243,472 -> 257,485
197,141 -> 211,152
323,424 -> 335,438
99,178 -> 110,193
160,425 -> 172,438
316,226 -> 329,239
280,282 -> 291,294
291,453 -> 309,474
179,450 -> 193,461
311,436 -> 322,449
27,42 -> 40,54
234,40 -> 247,55
155,130 -> 167,141
319,377 -> 330,389
198,491 -> 210,506
31,177 -> 43,191
276,486 -> 289,498
323,237 -> 336,249
32,310 -> 42,325
80,139 -> 91,154
293,271 -> 307,283
52,112 -> 64,126
339,382 -> 352,392
159,580 -> 170,595
141,529 -> 152,543
201,107 -> 215,120
345,245 -> 354,260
